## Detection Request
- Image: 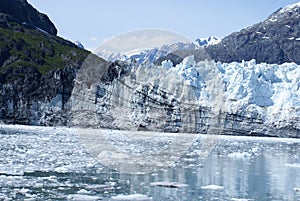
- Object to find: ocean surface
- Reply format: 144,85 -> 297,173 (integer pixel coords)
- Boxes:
0,125 -> 300,201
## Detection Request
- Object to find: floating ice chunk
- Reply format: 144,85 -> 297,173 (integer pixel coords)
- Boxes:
228,152 -> 251,159
201,185 -> 224,190
54,166 -> 68,173
150,181 -> 188,188
183,158 -> 196,162
111,194 -> 152,200
77,189 -> 91,194
285,163 -> 300,168
294,188 -> 300,192
67,194 -> 102,200
231,198 -> 253,201
19,188 -> 30,194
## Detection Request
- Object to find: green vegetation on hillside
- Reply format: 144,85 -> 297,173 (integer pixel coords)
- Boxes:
0,22 -> 89,75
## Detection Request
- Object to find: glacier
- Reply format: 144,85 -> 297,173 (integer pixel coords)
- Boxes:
69,56 -> 300,138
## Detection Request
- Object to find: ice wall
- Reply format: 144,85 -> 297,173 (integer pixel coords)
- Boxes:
70,56 -> 300,137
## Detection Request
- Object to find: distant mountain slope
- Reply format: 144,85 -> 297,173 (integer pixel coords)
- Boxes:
158,2 -> 300,65
97,36 -> 220,65
205,2 -> 300,64
97,42 -> 199,64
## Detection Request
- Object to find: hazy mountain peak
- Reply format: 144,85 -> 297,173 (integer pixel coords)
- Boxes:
195,36 -> 221,47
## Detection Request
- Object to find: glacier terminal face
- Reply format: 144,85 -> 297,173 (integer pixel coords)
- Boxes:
70,55 -> 300,138
69,54 -> 300,173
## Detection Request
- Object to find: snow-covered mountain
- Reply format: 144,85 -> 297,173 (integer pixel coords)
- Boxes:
96,41 -> 199,64
204,1 -> 300,65
96,35 -> 221,65
96,36 -> 221,65
275,1 -> 300,16
129,42 -> 200,65
195,36 -> 221,46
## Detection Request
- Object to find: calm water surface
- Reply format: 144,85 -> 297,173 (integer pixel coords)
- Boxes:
0,125 -> 300,201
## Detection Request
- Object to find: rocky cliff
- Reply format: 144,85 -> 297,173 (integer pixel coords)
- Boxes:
0,0 -> 57,35
0,0 -> 89,125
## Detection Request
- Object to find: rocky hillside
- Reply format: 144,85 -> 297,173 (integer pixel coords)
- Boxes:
0,0 -> 57,35
158,3 -> 300,65
0,0 -> 89,125
206,2 -> 300,64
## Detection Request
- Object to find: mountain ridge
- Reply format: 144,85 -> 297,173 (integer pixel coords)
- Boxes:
157,2 -> 300,65
205,1 -> 300,64
97,36 -> 220,65
0,0 -> 57,35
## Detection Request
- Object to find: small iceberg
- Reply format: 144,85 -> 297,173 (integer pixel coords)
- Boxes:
150,181 -> 188,188
67,194 -> 102,200
294,188 -> 300,192
111,194 -> 152,200
285,163 -> 300,168
201,185 -> 224,190
228,152 -> 251,159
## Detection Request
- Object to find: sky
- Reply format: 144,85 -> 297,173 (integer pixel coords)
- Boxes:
28,0 -> 300,51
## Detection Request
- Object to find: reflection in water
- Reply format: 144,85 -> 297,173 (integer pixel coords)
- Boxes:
0,125 -> 300,200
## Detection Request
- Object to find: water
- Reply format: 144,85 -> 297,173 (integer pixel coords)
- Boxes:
0,125 -> 300,201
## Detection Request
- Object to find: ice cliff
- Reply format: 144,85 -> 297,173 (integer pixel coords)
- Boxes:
69,56 -> 300,138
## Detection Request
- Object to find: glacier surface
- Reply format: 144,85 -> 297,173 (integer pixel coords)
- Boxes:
70,55 -> 300,137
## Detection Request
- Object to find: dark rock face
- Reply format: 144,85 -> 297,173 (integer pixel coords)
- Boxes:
0,65 -> 79,126
206,5 -> 300,65
158,4 -> 300,65
0,0 -> 57,35
0,46 -> 10,66
0,0 -> 89,125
